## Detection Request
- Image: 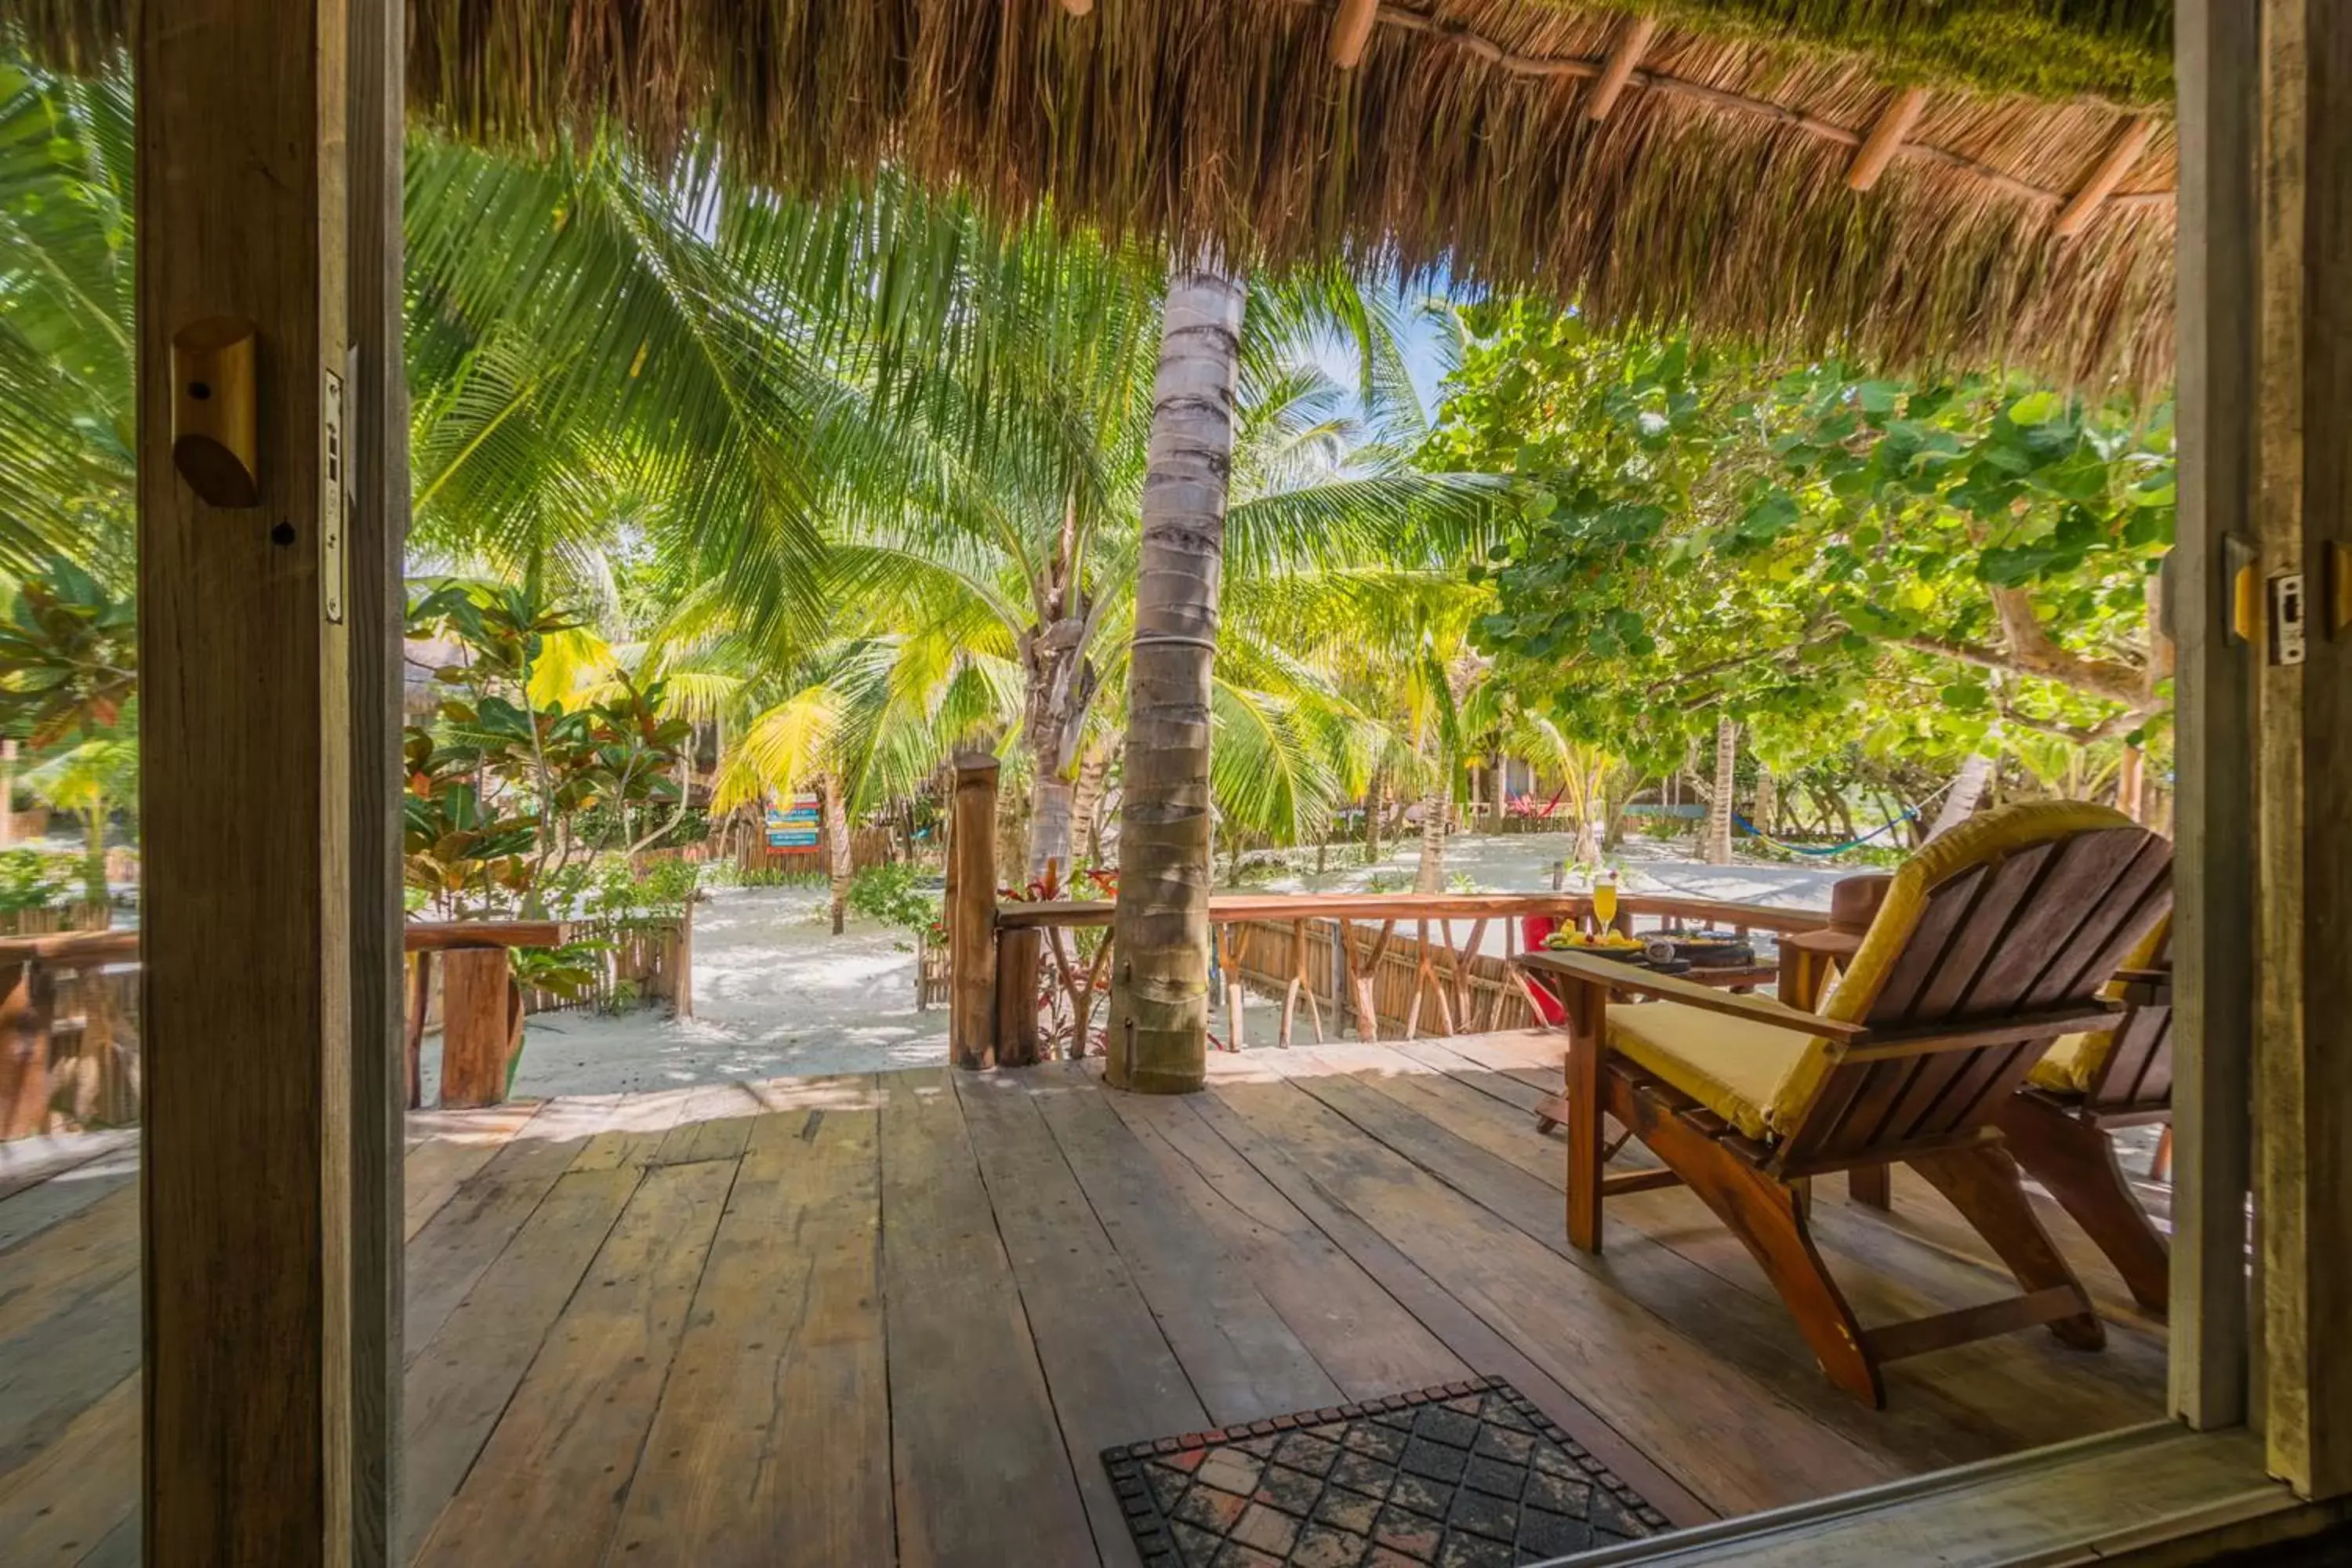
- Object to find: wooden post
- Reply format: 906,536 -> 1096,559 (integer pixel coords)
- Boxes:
0,958 -> 51,1138
672,900 -> 693,1019
949,759 -> 1000,1070
403,952 -> 430,1110
995,927 -> 1043,1068
136,0 -> 386,1556
2172,0 -> 2259,1441
2253,0 -> 2352,1499
347,0 -> 408,1549
437,948 -> 517,1107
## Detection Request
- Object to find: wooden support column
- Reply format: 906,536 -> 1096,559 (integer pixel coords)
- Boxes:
437,948 -> 521,1108
136,0 -> 388,1559
2253,0 -> 2352,1500
346,0 -> 407,1552
949,759 -> 1000,1069
994,927 -> 1042,1068
2172,0 -> 2259,1436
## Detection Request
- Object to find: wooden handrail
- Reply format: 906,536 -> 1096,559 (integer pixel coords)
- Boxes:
994,890 -> 1832,934
1517,948 -> 1865,1040
1,919 -> 572,968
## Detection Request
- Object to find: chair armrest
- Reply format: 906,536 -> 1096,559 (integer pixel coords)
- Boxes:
2115,967 -> 2172,1007
1516,950 -> 1866,1040
1777,929 -> 1865,960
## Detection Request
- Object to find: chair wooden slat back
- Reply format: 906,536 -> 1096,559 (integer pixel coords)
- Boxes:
2082,927 -> 2174,1118
1780,826 -> 2172,1170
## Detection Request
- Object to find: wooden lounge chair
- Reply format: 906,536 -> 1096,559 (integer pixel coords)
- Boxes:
1517,802 -> 2172,1406
1993,922 -> 2173,1314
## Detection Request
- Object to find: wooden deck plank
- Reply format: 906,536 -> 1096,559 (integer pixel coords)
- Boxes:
877,1069 -> 1098,1568
611,1089 -> 895,1568
0,1044 -> 2177,1563
1198,1055 -> 1896,1516
413,1156 -> 735,1567
0,1264 -> 135,1485
397,1163 -> 652,1564
0,1130 -> 136,1205
1090,1069 -> 1480,1401
1015,1069 -> 1347,1422
1158,1083 -> 1722,1530
1327,1040 -> 2169,1461
956,1071 -> 1205,1565
400,1118 -> 605,1361
0,1372 -> 136,1564
652,1082 -> 768,1167
1421,1030 -> 2172,1334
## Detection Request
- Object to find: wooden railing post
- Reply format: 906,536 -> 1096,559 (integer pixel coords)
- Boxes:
438,946 -> 519,1107
995,927 -> 1042,1068
949,759 -> 1000,1069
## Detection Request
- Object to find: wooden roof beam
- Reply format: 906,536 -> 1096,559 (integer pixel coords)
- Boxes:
1585,15 -> 1657,120
2053,114 -> 2156,237
1331,0 -> 1379,70
1847,86 -> 1929,191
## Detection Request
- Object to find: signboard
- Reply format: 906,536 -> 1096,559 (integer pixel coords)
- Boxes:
765,792 -> 822,849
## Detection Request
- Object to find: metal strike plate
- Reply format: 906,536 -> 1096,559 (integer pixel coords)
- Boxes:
2270,572 -> 2307,667
321,366 -> 346,625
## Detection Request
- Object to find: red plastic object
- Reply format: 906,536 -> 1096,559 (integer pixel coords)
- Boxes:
1519,915 -> 1567,1025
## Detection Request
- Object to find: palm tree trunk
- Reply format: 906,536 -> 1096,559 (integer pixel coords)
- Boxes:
1928,751 -> 1995,840
1490,752 -> 1507,829
1414,782 -> 1448,892
1107,267 -> 1246,1094
1029,764 -> 1076,884
1073,741 -> 1112,869
1364,770 -> 1385,862
82,804 -> 107,911
822,775 -> 851,935
1752,767 -> 1777,838
1702,714 -> 1737,865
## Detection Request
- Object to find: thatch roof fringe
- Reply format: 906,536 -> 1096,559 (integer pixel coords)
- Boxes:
2,0 -> 2181,387
1290,0 -> 2169,220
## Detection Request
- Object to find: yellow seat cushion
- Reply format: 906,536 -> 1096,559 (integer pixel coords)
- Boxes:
2029,1033 -> 2102,1094
2025,916 -> 2172,1097
1606,1001 -> 1817,1142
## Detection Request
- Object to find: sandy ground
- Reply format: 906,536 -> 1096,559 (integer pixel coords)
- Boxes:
457,831 -> 1859,1099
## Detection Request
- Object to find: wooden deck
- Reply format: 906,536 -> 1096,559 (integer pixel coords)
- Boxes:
0,1030 -> 2170,1566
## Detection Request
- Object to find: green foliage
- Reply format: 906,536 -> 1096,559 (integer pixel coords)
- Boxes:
0,555 -> 135,746
844,862 -> 945,941
509,942 -> 604,1001
402,581 -> 691,914
0,846 -> 71,914
1633,0 -> 2171,106
1428,304 -> 2171,784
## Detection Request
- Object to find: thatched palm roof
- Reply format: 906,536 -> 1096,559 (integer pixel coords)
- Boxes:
10,1 -> 2178,386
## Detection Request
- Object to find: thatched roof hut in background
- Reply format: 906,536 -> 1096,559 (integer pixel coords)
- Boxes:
8,1 -> 2179,387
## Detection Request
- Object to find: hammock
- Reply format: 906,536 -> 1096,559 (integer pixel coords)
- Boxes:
1733,811 -> 1915,857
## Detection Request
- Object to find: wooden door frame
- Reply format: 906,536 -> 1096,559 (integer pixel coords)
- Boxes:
134,0 -> 402,1561
2170,0 -> 2259,1441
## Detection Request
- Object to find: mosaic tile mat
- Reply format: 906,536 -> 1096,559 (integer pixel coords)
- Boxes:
1101,1376 -> 1673,1567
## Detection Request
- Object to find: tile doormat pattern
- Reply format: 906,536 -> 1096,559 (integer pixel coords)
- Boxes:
1101,1376 -> 1671,1567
